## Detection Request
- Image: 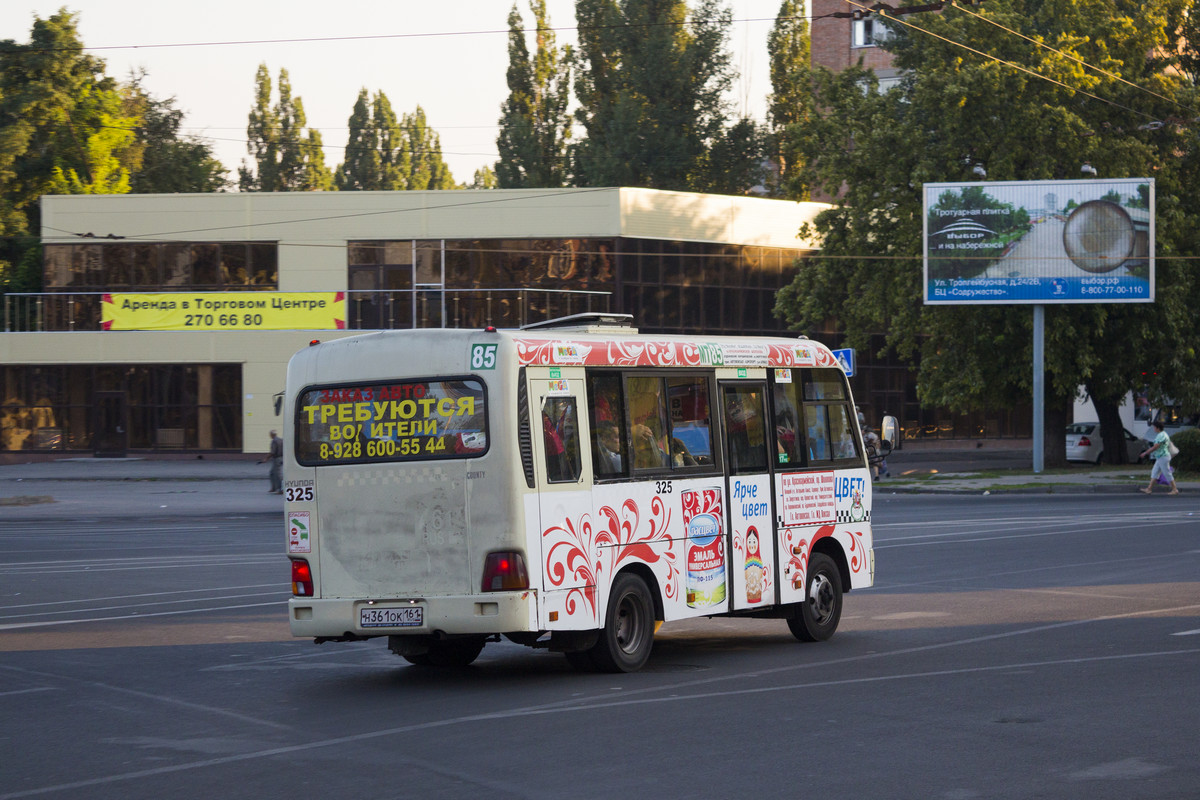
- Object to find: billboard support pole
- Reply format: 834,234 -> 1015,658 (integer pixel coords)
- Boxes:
1033,304 -> 1044,473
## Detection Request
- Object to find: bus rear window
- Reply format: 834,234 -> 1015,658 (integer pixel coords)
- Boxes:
295,378 -> 487,466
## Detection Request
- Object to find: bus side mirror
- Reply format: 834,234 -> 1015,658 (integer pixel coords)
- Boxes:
273,392 -> 284,417
881,415 -> 899,451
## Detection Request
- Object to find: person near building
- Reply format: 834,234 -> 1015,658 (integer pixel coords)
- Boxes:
260,430 -> 284,494
1138,421 -> 1178,495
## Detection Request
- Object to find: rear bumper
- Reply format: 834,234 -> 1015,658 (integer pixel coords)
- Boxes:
288,590 -> 538,638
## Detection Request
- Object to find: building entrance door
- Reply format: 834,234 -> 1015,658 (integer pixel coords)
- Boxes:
94,391 -> 127,457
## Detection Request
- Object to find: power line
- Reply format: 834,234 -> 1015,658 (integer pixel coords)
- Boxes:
9,15 -> 801,56
949,0 -> 1200,120
39,187 -> 617,241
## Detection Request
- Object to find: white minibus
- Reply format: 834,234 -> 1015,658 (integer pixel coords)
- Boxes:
285,314 -> 879,672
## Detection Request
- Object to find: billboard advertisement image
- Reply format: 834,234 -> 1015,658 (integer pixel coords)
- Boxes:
924,178 -> 1153,304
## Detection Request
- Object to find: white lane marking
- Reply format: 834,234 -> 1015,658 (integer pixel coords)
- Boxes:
0,687 -> 56,698
0,601 -> 285,631
1,583 -> 285,611
1170,628 -> 1200,636
0,664 -> 292,735
0,591 -> 288,622
2,645 -> 1197,800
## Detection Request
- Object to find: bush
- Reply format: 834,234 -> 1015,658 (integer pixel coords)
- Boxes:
1171,427 -> 1200,473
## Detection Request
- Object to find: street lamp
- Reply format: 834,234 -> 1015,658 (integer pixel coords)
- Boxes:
1080,162 -> 1098,177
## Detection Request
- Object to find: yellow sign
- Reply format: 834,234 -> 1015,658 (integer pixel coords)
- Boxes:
102,292 -> 345,331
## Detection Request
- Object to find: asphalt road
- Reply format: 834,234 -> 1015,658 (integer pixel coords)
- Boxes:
1,493 -> 1198,799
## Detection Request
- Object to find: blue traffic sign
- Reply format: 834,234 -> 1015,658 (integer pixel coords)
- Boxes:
833,348 -> 855,377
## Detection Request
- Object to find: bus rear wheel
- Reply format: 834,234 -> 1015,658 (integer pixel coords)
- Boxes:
786,553 -> 843,642
590,573 -> 655,673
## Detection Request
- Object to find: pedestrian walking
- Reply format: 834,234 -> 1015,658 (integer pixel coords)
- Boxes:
260,430 -> 284,494
1138,421 -> 1178,495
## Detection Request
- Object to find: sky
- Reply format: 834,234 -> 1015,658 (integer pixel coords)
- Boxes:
1,1 -> 790,186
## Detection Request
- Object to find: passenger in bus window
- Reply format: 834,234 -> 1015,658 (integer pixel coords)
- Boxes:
543,410 -> 568,480
804,405 -> 830,461
829,406 -> 858,460
772,384 -> 801,465
631,422 -> 668,468
594,420 -> 623,474
726,391 -> 767,471
670,436 -> 697,467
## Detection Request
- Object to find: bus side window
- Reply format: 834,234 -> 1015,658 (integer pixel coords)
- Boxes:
627,375 -> 670,470
666,375 -> 710,467
801,368 -> 859,464
827,404 -> 858,460
541,396 -> 581,483
588,373 -> 626,478
723,385 -> 767,473
772,380 -> 802,466
804,405 -> 830,462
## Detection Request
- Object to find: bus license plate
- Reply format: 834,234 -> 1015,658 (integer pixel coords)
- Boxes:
360,606 -> 423,628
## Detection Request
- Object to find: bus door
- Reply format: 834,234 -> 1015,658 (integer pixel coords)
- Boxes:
526,367 -> 594,620
720,381 -> 777,611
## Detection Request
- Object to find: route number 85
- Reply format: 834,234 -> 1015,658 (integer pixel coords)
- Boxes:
471,343 -> 498,370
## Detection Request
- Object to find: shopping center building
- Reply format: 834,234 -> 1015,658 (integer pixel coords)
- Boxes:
2,188 -> 839,457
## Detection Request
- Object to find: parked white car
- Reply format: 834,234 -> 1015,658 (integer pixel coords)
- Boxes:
1065,422 -> 1144,463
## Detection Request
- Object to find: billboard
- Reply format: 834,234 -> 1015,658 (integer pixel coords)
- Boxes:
102,292 -> 345,331
924,178 -> 1153,304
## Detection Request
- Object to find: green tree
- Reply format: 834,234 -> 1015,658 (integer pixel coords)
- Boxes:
335,92 -> 454,191
571,0 -> 735,190
337,89 -> 382,190
765,0 -> 813,197
240,65 -> 332,191
776,0 -> 1199,465
401,106 -> 455,190
0,10 -> 137,289
690,116 -> 767,195
496,0 -> 573,187
466,165 -> 499,189
122,73 -> 228,193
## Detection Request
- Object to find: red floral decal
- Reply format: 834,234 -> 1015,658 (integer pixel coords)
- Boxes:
844,529 -> 866,573
782,523 -> 835,589
543,516 -> 597,618
543,495 -> 679,618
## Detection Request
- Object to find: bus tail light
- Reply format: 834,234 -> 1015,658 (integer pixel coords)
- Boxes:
482,551 -> 528,592
291,558 -> 314,596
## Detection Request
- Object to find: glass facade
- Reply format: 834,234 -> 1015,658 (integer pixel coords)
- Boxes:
44,242 -> 279,290
0,365 -> 242,453
29,243 -> 281,333
5,234 -> 1029,452
346,238 -> 802,336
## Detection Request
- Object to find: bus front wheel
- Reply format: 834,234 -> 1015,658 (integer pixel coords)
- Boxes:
786,552 -> 843,642
591,573 -> 655,673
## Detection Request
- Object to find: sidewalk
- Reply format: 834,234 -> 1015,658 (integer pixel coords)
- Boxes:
0,451 -> 1193,521
0,456 -> 284,520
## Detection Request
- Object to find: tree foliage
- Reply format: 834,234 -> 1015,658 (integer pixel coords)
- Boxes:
399,106 -> 456,190
571,0 -> 736,190
765,0 -> 813,197
240,65 -> 333,191
0,10 -> 140,290
496,0 -> 573,187
776,0 -> 1200,464
122,73 -> 228,193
